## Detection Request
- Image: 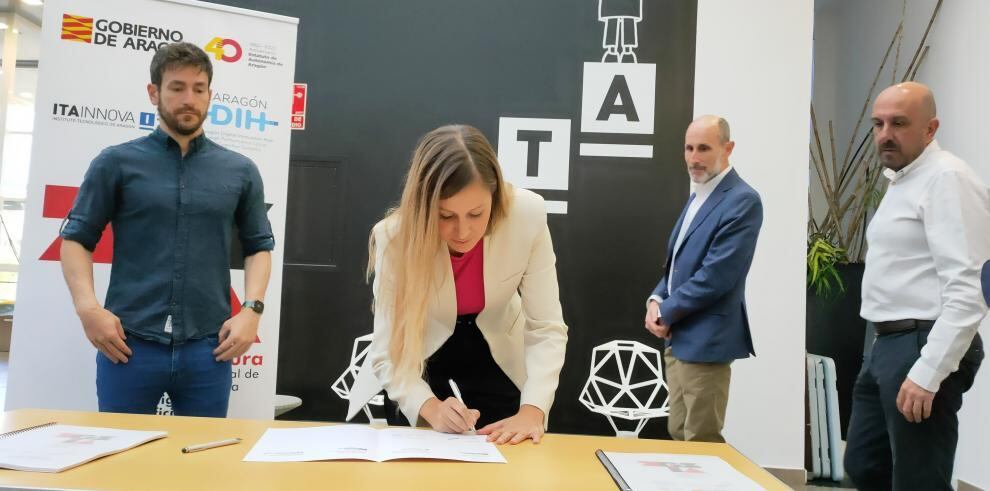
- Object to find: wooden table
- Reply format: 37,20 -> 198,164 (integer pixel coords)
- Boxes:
0,409 -> 789,490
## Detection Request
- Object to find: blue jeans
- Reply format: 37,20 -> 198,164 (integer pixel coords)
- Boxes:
96,335 -> 232,417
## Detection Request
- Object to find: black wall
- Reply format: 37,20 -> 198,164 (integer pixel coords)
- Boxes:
214,0 -> 697,439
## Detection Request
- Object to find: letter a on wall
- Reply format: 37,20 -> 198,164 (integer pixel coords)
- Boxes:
581,62 -> 656,134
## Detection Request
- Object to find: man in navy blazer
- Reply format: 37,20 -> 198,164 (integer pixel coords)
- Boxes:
644,115 -> 763,443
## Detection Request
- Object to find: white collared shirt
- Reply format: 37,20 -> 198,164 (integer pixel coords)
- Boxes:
861,140 -> 990,392
648,165 -> 732,309
668,165 -> 733,290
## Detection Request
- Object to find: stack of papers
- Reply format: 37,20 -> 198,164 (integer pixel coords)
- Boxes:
244,425 -> 506,463
602,452 -> 764,491
0,424 -> 167,473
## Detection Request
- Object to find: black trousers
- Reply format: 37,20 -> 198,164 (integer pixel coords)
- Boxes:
845,324 -> 983,490
384,314 -> 521,428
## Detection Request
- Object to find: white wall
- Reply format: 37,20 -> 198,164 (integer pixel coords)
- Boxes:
921,2 -> 990,488
695,0 -> 813,471
814,0 -> 990,487
810,0 -> 934,251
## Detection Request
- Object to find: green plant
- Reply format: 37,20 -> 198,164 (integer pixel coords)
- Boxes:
807,234 -> 847,298
807,1 -> 942,297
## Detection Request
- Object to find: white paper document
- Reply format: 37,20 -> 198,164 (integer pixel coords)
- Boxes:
244,425 -> 506,463
0,424 -> 167,473
602,452 -> 765,491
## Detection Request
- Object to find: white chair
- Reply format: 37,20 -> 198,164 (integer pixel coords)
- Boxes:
331,333 -> 387,424
579,340 -> 669,438
157,390 -> 303,418
274,394 -> 303,417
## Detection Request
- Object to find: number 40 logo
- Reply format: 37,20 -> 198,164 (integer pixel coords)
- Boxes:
204,37 -> 242,63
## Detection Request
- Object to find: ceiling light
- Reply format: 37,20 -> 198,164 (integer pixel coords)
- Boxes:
0,23 -> 8,30
22,0 -> 44,5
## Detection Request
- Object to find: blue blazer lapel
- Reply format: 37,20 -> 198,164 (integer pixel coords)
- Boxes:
682,169 -> 741,242
666,193 -> 696,262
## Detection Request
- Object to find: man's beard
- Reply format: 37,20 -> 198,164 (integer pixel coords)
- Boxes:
689,164 -> 717,183
877,139 -> 907,169
158,104 -> 206,136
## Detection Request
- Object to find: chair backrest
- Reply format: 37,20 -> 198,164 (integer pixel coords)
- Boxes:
333,333 -> 388,422
579,339 -> 668,416
331,333 -> 375,401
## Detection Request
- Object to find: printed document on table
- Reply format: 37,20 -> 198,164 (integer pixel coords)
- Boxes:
0,424 -> 166,473
244,425 -> 505,463
602,452 -> 764,491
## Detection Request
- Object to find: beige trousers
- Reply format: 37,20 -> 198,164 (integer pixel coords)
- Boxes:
663,346 -> 732,443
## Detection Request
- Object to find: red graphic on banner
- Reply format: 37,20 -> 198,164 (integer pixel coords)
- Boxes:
40,184 -> 259,331
291,83 -> 306,130
229,288 -> 261,343
61,14 -> 94,43
39,185 -> 114,263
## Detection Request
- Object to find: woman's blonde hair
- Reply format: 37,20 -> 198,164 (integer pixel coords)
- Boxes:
367,124 -> 512,386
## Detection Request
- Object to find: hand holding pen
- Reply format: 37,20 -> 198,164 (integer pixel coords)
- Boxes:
418,379 -> 480,434
448,379 -> 477,434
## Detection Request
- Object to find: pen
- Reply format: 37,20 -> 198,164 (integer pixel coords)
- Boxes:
448,379 -> 476,432
181,437 -> 242,453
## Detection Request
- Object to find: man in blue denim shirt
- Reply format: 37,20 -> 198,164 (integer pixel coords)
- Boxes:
59,42 -> 274,417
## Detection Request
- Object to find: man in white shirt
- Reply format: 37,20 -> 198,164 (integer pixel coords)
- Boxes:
845,82 -> 989,491
643,116 -> 763,442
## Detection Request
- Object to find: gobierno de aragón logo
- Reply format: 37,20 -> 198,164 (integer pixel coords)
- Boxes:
60,12 -> 242,63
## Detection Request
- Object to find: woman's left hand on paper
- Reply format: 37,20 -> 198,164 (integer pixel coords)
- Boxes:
477,404 -> 545,445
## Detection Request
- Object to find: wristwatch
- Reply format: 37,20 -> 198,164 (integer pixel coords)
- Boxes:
242,300 -> 265,314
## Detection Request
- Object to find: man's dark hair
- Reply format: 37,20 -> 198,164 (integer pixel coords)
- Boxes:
150,42 -> 213,87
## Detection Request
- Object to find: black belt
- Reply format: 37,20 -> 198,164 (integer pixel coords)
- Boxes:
875,319 -> 935,335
